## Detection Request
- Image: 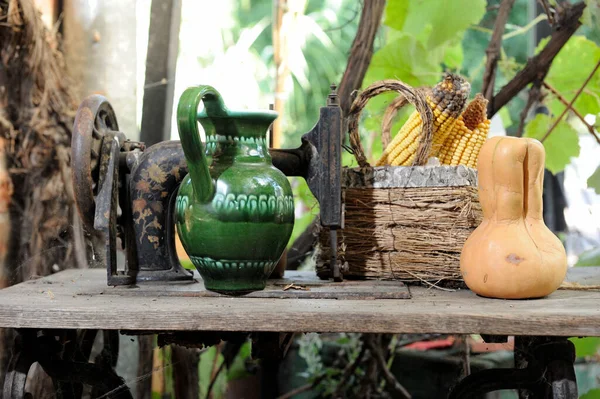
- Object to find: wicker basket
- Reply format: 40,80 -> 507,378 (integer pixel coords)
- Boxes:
316,80 -> 483,284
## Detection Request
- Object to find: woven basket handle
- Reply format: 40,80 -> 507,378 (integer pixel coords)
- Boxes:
381,96 -> 408,148
347,80 -> 434,168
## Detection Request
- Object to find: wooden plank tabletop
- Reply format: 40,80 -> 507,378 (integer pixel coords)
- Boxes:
0,267 -> 599,336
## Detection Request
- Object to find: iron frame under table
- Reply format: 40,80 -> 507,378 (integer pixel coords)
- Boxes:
1,267 -> 599,398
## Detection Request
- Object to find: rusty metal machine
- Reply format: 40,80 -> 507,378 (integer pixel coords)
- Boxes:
71,86 -> 345,286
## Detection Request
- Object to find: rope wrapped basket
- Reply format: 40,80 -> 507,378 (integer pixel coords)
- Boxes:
316,76 -> 484,286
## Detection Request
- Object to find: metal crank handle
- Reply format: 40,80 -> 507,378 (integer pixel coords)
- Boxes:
269,146 -> 310,178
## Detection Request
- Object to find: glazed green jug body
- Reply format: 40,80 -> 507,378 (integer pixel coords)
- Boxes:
175,86 -> 294,294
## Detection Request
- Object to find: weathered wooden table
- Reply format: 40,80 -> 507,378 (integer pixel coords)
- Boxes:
1,266 -> 599,398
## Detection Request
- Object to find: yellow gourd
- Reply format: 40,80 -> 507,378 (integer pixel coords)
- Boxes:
460,136 -> 567,299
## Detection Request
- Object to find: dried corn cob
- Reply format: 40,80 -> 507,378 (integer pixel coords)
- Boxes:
464,121 -> 490,167
376,73 -> 470,166
428,74 -> 472,156
375,109 -> 422,166
440,94 -> 490,168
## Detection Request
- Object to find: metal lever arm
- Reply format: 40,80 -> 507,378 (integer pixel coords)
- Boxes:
268,86 -> 343,280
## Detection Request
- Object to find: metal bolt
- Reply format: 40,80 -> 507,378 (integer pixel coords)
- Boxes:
327,83 -> 339,106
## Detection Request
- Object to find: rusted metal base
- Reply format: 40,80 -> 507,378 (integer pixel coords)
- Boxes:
448,336 -> 577,399
3,329 -> 130,399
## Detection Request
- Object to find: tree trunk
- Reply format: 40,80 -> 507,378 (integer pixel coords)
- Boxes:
0,0 -> 85,387
171,345 -> 200,399
137,335 -> 154,399
272,0 -> 289,149
338,0 -> 386,120
62,0 -> 139,139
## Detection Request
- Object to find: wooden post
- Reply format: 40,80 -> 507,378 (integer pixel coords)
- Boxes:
171,345 -> 200,399
62,0 -> 139,138
272,0 -> 288,149
140,0 -> 182,146
137,335 -> 154,399
0,136 -> 11,392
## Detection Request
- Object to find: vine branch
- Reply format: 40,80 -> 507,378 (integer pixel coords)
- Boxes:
365,335 -> 411,399
537,0 -> 555,25
543,81 -> 600,144
540,59 -> 600,143
516,85 -> 543,137
276,375 -> 326,399
489,1 -> 586,118
482,0 -> 517,102
338,0 -> 386,119
205,360 -> 225,399
331,339 -> 368,397
205,343 -> 225,399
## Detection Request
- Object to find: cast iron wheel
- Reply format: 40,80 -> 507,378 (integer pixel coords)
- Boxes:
71,95 -> 121,232
2,334 -> 35,399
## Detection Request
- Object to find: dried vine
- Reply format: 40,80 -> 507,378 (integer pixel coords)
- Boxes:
516,85 -> 543,137
540,59 -> 600,142
0,0 -> 85,281
338,0 -> 386,120
0,0 -> 86,387
482,0 -> 517,102
489,1 -> 586,117
543,81 -> 600,144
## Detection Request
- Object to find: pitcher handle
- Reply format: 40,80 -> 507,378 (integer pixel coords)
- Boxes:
177,85 -> 226,203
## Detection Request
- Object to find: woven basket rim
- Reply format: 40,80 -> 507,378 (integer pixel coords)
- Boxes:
341,164 -> 479,189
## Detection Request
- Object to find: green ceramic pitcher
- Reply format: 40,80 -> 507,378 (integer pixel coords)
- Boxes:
175,85 -> 294,294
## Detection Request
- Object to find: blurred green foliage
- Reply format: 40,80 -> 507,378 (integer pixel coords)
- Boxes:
523,113 -> 580,174
196,341 -> 254,399
575,247 -> 600,266
582,389 -> 600,399
231,0 -> 361,148
572,337 -> 600,357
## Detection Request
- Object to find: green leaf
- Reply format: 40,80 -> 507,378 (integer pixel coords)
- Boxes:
384,0 -> 409,31
581,389 -> 600,399
443,40 -> 464,70
499,107 -> 513,128
400,0 -> 486,48
581,0 -> 600,46
364,34 -> 442,87
540,35 -> 600,117
199,346 -> 227,399
336,336 -> 351,345
226,341 -> 253,381
582,0 -> 600,28
575,246 -> 600,267
524,114 -> 580,174
588,165 -> 600,194
570,337 -> 600,357
534,36 -> 551,55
